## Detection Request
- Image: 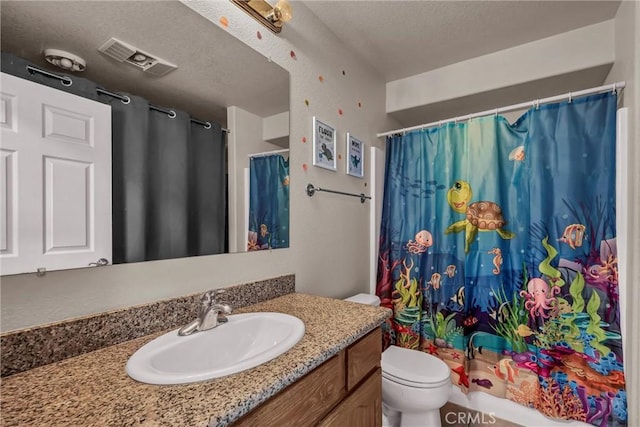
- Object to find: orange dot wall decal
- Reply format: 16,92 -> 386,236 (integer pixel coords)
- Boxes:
290,50 -> 297,60
304,99 -> 309,107
318,75 -> 324,83
219,16 -> 229,27
302,163 -> 308,171
302,136 -> 307,143
256,31 -> 262,40
338,108 -> 343,116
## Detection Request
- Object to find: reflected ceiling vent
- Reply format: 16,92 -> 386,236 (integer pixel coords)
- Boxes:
97,37 -> 177,77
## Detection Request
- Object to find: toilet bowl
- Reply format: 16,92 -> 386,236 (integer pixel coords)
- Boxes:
345,293 -> 452,427
382,345 -> 451,427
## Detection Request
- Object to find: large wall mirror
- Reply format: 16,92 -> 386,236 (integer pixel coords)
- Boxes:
0,1 -> 290,276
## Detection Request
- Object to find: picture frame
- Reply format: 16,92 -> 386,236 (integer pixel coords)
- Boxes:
312,116 -> 337,171
346,132 -> 364,178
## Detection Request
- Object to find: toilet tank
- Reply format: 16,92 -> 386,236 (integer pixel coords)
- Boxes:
344,293 -> 380,306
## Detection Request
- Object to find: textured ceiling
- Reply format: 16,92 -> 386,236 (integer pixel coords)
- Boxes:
0,1 -> 621,127
302,0 -> 621,82
0,0 -> 290,127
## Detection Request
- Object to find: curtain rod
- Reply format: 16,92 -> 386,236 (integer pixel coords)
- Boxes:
306,183 -> 371,204
26,64 -> 229,133
377,81 -> 626,138
248,149 -> 289,158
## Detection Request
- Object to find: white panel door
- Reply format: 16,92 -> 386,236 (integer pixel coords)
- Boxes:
0,72 -> 111,275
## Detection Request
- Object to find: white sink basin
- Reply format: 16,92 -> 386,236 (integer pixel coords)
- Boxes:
126,312 -> 305,385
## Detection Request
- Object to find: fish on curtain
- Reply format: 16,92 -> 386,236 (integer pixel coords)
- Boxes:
376,93 -> 626,426
247,154 -> 290,251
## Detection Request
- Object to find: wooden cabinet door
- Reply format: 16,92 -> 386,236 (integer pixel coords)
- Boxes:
347,328 -> 381,390
318,368 -> 382,427
233,353 -> 346,427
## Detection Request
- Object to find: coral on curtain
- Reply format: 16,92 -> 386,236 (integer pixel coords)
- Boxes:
247,154 -> 290,250
376,93 -> 626,426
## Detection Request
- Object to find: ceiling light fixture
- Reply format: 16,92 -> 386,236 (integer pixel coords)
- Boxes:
43,49 -> 86,72
231,0 -> 293,34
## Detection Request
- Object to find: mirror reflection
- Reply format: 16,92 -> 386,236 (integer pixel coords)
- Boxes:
0,1 -> 290,276
247,151 -> 290,251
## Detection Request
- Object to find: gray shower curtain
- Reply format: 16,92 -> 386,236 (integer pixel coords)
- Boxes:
112,96 -> 226,262
1,52 -> 226,264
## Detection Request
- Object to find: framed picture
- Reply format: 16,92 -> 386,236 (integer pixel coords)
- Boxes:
346,133 -> 364,178
312,116 -> 337,171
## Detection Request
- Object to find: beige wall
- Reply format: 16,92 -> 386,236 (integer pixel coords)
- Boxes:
0,1 -> 398,332
386,20 -> 616,115
605,0 -> 640,422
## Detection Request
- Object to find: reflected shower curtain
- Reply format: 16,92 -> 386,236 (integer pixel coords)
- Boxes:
376,93 -> 626,426
247,154 -> 289,250
1,52 -> 227,264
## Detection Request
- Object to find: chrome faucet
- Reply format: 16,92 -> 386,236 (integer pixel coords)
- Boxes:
178,290 -> 233,336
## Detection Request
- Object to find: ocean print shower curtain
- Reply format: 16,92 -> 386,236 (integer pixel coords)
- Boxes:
375,93 -> 626,426
247,154 -> 290,250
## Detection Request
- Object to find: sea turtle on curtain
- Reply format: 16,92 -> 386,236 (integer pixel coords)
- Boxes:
445,180 -> 515,253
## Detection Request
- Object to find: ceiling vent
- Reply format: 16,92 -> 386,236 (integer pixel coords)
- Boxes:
97,37 -> 177,77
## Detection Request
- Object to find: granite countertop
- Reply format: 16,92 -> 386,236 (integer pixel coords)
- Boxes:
0,293 -> 391,427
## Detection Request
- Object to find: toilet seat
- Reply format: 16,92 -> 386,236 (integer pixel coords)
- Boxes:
382,346 -> 451,389
382,370 -> 451,389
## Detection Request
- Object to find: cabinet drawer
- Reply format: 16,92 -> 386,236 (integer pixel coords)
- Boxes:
233,352 -> 346,426
346,328 -> 381,390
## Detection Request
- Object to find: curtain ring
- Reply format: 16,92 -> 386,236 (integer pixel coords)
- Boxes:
61,77 -> 72,87
568,93 -> 572,103
534,100 -> 540,110
168,110 -> 176,119
494,108 -> 498,117
204,122 -> 212,130
612,83 -> 617,94
121,96 -> 131,105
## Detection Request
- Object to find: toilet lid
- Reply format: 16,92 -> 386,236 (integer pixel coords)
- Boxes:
344,293 -> 380,306
382,346 -> 450,386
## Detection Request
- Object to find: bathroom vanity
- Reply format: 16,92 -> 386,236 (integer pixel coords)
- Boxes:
234,328 -> 382,426
0,291 -> 390,426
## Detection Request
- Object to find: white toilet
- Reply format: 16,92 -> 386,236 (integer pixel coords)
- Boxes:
345,293 -> 452,427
